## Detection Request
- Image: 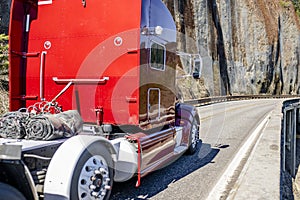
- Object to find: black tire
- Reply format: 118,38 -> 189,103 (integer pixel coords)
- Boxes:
70,142 -> 114,200
186,119 -> 200,155
0,182 -> 26,200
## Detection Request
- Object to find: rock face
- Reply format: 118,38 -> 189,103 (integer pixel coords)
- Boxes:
0,0 -> 10,34
1,0 -> 300,99
164,0 -> 300,98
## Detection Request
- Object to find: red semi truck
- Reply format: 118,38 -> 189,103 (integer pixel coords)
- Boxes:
0,0 -> 201,199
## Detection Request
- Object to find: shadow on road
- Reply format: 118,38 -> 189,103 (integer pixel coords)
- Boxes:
110,143 -> 221,199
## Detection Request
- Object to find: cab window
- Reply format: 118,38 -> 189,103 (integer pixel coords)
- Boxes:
149,41 -> 166,71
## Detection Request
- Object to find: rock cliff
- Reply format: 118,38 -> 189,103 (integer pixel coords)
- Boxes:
164,0 -> 300,99
0,0 -> 10,34
1,0 -> 300,99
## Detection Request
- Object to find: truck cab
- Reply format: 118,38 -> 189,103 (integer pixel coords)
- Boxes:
1,0 -> 201,199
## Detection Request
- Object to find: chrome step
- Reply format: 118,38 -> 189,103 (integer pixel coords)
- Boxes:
174,145 -> 187,154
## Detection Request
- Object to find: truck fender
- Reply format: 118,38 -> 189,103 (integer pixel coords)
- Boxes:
111,138 -> 138,182
175,103 -> 200,146
44,135 -> 116,200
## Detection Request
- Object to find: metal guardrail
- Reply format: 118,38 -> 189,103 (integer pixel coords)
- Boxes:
184,95 -> 300,106
283,102 -> 300,177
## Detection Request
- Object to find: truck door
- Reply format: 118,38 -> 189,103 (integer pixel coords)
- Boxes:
138,0 -> 179,174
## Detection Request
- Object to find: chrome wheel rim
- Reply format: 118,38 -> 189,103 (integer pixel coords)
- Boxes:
191,122 -> 199,148
78,155 -> 111,199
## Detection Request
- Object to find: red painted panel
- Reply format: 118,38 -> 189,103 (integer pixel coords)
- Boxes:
9,0 -> 38,110
10,0 -> 142,124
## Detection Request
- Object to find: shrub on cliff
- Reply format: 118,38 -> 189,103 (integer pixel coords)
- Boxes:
0,34 -> 8,75
292,0 -> 300,17
0,34 -> 8,114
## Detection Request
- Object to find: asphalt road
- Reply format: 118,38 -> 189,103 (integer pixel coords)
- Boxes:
110,99 -> 281,200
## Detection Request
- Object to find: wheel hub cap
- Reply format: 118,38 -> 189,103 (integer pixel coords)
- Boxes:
78,155 -> 111,199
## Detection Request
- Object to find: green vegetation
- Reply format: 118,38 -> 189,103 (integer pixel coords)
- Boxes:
280,1 -> 300,20
292,0 -> 300,17
280,0 -> 292,8
0,34 -> 8,74
0,34 -> 8,114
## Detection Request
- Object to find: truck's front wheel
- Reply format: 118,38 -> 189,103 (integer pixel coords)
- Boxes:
0,182 -> 26,200
70,144 -> 114,200
187,119 -> 200,154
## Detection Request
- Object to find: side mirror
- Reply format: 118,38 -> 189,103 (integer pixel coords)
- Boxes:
176,52 -> 202,79
192,58 -> 202,79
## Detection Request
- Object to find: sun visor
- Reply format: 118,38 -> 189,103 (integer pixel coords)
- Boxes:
141,0 -> 176,42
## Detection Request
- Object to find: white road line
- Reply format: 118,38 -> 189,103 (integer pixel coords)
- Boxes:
206,111 -> 272,200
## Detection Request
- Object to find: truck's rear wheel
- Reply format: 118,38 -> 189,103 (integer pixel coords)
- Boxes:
0,182 -> 26,200
70,144 -> 113,200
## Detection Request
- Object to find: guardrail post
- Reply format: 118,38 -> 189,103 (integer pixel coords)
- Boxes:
283,109 -> 287,172
287,109 -> 292,174
283,104 -> 298,176
288,110 -> 292,151
292,106 -> 297,177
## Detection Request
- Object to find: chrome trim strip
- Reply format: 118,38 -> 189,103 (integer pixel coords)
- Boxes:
40,51 -> 47,101
52,77 -> 109,84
